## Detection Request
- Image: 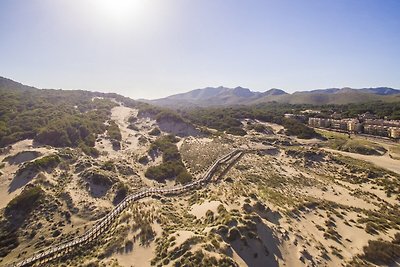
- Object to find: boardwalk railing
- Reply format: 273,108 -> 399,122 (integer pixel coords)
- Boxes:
11,149 -> 244,267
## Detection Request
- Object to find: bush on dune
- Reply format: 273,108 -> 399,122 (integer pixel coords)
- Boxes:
362,239 -> 400,265
283,118 -> 321,139
145,135 -> 192,184
5,186 -> 44,217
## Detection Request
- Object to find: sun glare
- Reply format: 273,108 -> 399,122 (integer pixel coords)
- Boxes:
95,0 -> 147,24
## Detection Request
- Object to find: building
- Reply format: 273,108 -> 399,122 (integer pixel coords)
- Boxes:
329,119 -> 348,131
300,109 -> 321,114
308,116 -> 399,139
308,117 -> 330,128
347,119 -> 362,133
364,119 -> 400,127
389,127 -> 400,139
363,124 -> 389,137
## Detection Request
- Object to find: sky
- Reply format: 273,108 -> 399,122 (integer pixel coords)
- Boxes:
1,0 -> 400,99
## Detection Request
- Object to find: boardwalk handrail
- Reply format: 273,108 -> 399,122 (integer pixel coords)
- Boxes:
10,149 -> 244,267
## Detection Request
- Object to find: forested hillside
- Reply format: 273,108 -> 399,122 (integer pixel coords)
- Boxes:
0,77 -> 138,150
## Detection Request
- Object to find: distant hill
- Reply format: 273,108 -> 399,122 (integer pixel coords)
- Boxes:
147,86 -> 400,107
2,76 -> 400,107
145,86 -> 288,107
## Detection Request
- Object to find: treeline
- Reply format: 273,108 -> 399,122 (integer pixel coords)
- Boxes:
137,104 -> 190,125
177,101 -> 400,138
145,135 -> 192,184
308,101 -> 400,120
178,103 -> 319,138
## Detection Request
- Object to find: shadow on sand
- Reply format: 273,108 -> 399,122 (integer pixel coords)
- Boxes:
8,170 -> 37,193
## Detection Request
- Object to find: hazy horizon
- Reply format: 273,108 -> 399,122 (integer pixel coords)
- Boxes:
1,0 -> 400,99
3,75 -> 400,101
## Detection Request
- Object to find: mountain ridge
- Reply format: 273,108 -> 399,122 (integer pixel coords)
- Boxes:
1,76 -> 400,107
146,86 -> 400,107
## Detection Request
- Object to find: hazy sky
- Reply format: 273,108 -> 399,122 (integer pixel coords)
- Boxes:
1,0 -> 400,99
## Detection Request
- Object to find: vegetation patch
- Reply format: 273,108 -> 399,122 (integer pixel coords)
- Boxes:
107,120 -> 122,141
283,118 -> 321,139
0,85 -> 118,148
319,130 -> 386,155
145,135 -> 192,184
81,169 -> 115,186
149,127 -> 161,136
113,182 -> 128,205
247,123 -> 273,134
17,154 -> 60,175
361,239 -> 400,265
5,185 -> 44,218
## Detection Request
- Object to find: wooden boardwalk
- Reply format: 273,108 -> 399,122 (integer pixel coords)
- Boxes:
10,149 -> 244,267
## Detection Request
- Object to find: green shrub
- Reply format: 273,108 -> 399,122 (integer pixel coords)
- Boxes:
128,124 -> 139,131
138,155 -> 149,165
17,154 -> 60,175
248,123 -> 273,133
156,111 -> 185,124
5,186 -> 44,216
149,127 -> 161,136
283,118 -> 321,139
107,120 -> 122,141
176,170 -> 193,184
145,135 -> 192,184
82,169 -> 114,186
113,182 -> 128,205
34,154 -> 60,168
227,227 -> 241,242
0,228 -> 18,257
145,161 -> 187,182
128,116 -> 137,123
362,240 -> 400,265
79,143 -> 100,157
226,127 -> 247,136
101,161 -> 115,171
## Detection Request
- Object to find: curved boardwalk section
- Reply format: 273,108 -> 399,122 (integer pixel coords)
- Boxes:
11,149 -> 244,267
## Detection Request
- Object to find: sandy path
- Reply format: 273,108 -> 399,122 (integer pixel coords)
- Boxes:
96,106 -> 140,160
111,106 -> 140,151
323,148 -> 400,174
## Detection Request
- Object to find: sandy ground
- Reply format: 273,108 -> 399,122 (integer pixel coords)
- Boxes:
3,107 -> 399,267
95,106 -> 139,160
113,222 -> 162,267
300,185 -> 378,210
323,148 -> 400,174
0,140 -> 57,209
189,200 -> 222,219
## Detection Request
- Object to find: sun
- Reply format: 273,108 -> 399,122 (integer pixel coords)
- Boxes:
95,0 -> 147,24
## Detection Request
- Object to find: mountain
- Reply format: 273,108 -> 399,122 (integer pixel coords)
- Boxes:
292,87 -> 400,96
145,86 -> 288,107
147,86 -> 400,107
264,87 -> 400,105
359,87 -> 400,95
